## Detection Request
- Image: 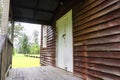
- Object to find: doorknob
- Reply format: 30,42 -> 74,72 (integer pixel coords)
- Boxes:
62,34 -> 66,39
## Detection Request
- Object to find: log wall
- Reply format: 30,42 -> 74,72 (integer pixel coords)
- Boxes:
73,0 -> 120,79
40,26 -> 56,66
40,0 -> 120,79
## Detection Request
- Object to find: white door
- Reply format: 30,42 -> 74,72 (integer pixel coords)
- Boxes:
56,10 -> 73,72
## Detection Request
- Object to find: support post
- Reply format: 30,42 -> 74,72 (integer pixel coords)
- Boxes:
11,21 -> 14,42
1,0 -> 10,35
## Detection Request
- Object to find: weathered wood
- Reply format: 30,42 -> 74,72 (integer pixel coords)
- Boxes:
11,21 -> 14,42
39,0 -> 120,79
74,18 -> 120,37
6,66 -> 82,80
74,51 -> 120,59
0,35 -> 5,52
0,35 -> 13,80
40,26 -> 56,66
74,0 -> 119,23
1,0 -> 10,34
58,0 -> 120,79
5,64 -> 12,77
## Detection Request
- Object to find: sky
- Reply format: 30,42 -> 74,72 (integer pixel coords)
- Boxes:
21,22 -> 41,45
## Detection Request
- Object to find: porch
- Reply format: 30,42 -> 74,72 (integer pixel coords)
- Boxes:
6,66 -> 81,80
0,0 -> 120,80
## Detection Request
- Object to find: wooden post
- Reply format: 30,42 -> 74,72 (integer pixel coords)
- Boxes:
1,0 -> 10,35
11,21 -> 14,42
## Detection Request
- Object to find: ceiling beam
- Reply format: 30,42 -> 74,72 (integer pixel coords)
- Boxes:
13,16 -> 51,25
13,4 -> 55,14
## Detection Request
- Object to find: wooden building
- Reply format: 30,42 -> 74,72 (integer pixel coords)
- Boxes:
0,0 -> 120,80
40,0 -> 120,79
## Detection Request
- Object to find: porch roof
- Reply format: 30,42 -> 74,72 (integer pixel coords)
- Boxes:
10,0 -> 63,25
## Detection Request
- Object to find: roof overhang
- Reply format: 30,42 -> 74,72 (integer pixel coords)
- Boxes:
10,0 -> 64,25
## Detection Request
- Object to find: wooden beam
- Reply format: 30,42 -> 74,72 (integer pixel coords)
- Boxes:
1,0 -> 10,35
11,21 -> 14,42
14,16 -> 51,25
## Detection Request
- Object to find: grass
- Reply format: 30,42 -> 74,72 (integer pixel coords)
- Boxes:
12,54 -> 40,68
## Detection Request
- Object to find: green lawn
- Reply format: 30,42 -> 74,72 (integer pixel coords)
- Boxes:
12,54 -> 40,68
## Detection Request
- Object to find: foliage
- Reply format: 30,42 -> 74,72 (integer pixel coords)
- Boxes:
8,22 -> 40,55
33,30 -> 39,44
29,30 -> 40,54
18,33 -> 30,54
13,49 -> 17,55
30,43 -> 40,54
8,22 -> 23,40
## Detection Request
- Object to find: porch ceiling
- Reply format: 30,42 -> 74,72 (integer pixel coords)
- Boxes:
10,0 -> 63,25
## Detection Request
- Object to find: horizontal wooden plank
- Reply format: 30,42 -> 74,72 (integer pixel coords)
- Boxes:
74,42 -> 120,51
74,51 -> 120,59
74,26 -> 120,41
74,71 -> 105,80
73,0 -> 96,14
74,0 -> 105,18
74,33 -> 120,46
74,57 -> 120,67
47,38 -> 55,41
74,0 -> 119,23
74,2 -> 120,28
47,41 -> 55,44
6,66 -> 82,80
73,9 -> 120,32
74,66 -> 120,80
41,54 -> 55,57
74,18 -> 120,37
87,42 -> 120,51
74,62 -> 120,76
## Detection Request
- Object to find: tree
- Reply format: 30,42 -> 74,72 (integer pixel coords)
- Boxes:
19,33 -> 30,54
8,22 -> 24,53
8,22 -> 23,39
30,43 -> 40,54
29,30 -> 40,54
33,30 -> 39,44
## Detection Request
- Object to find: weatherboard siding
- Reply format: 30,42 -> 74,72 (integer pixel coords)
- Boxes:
40,26 -> 56,66
40,0 -> 120,79
73,0 -> 120,79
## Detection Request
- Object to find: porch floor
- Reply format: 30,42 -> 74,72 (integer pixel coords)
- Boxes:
6,66 -> 82,80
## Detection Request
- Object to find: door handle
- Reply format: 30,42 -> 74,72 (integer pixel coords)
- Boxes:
62,34 -> 66,39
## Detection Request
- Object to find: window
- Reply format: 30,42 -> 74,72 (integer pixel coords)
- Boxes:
42,25 -> 47,48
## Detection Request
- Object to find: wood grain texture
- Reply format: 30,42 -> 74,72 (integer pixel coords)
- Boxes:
6,66 -> 82,80
72,0 -> 120,79
40,0 -> 120,79
0,35 -> 13,80
40,26 -> 56,66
